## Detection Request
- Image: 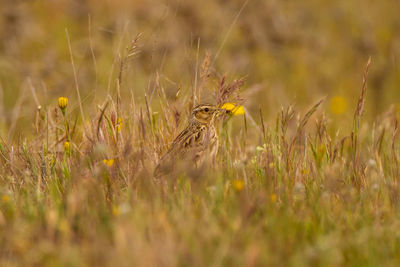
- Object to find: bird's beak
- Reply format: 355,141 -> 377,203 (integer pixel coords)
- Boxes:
216,108 -> 227,116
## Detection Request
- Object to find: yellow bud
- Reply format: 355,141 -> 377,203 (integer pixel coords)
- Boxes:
112,205 -> 121,216
232,179 -> 244,192
58,97 -> 68,111
64,141 -> 70,154
269,162 -> 275,169
1,195 -> 10,204
103,159 -> 115,167
220,103 -> 245,116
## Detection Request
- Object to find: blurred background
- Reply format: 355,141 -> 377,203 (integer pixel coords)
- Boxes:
0,0 -> 399,138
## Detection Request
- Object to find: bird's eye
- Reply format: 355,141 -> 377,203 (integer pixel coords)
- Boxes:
204,108 -> 209,112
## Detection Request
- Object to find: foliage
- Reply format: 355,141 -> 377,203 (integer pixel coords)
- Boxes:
1,0 -> 400,266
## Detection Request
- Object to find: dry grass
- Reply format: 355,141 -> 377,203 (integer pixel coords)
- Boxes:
1,0 -> 400,266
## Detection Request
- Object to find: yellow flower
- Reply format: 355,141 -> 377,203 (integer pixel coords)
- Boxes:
269,162 -> 275,169
64,141 -> 70,151
329,96 -> 347,115
1,195 -> 10,204
270,194 -> 277,203
256,144 -> 266,152
232,179 -> 244,192
103,159 -> 115,167
58,97 -> 68,115
221,103 -> 245,116
112,205 -> 120,216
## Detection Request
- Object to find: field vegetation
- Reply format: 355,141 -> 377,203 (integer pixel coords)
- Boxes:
1,0 -> 400,266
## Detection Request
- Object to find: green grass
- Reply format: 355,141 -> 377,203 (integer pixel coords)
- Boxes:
1,0 -> 400,266
2,77 -> 400,266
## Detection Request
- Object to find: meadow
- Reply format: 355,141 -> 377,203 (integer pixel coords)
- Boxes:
1,0 -> 400,266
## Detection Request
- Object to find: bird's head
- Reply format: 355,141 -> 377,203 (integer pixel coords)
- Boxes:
191,104 -> 226,125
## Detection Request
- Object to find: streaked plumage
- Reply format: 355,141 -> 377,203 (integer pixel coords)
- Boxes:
154,104 -> 225,177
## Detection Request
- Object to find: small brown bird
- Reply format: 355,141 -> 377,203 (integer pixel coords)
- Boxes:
154,104 -> 226,177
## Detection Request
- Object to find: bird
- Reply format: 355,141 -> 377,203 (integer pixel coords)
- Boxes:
154,104 -> 226,177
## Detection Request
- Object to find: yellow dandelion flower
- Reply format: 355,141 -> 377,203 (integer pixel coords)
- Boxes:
270,193 -> 277,203
232,179 -> 244,192
1,195 -> 10,204
256,144 -> 266,152
221,103 -> 245,116
64,141 -> 70,152
103,159 -> 115,167
329,96 -> 347,115
58,97 -> 68,109
269,162 -> 275,169
112,205 -> 121,216
58,97 -> 68,115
